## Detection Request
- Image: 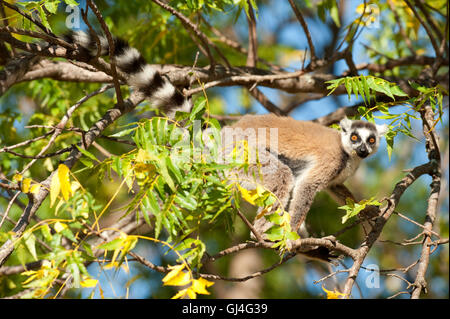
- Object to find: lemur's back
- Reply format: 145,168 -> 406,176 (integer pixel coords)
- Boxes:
230,114 -> 343,167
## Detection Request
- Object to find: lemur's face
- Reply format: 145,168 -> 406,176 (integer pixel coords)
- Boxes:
339,118 -> 388,159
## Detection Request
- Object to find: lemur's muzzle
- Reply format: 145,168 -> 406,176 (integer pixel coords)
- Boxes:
356,145 -> 369,158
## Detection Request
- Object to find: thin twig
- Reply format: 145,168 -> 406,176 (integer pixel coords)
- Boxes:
387,0 -> 415,55
86,0 -> 123,105
236,208 -> 264,242
19,84 -> 114,174
151,0 -> 231,68
245,1 -> 258,68
287,0 -> 316,61
0,191 -> 20,229
0,26 -> 73,49
404,0 -> 440,56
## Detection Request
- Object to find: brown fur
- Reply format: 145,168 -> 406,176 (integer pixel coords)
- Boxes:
231,114 -> 344,186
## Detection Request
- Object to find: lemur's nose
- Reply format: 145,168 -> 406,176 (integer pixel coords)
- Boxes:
356,144 -> 369,158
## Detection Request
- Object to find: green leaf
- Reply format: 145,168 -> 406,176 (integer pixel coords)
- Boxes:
385,129 -> 396,160
109,127 -> 136,138
329,1 -> 341,27
166,156 -> 183,184
351,78 -> 359,100
174,192 -> 198,210
344,78 -> 352,101
158,157 -> 176,192
23,232 -> 38,261
339,197 -> 381,224
98,237 -> 124,251
190,99 -> 206,121
264,212 -> 282,225
264,225 -> 284,241
61,227 -> 77,243
44,1 -> 59,14
390,85 -> 408,97
64,0 -> 79,6
67,260 -> 81,288
75,145 -> 99,162
361,75 -> 371,104
37,6 -> 51,31
287,231 -> 300,241
356,77 -> 366,104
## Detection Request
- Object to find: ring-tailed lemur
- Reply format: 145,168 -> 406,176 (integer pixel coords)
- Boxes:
221,114 -> 388,242
63,30 -> 192,117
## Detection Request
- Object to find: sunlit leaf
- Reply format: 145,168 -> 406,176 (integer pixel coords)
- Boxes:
21,178 -> 32,193
58,164 -> 71,201
50,170 -> 61,208
80,278 -> 99,288
322,286 -> 349,299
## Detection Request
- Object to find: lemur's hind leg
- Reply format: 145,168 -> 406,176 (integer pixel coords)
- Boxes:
252,150 -> 295,238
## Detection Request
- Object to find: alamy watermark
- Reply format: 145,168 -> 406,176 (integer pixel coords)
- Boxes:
163,120 -> 280,166
65,5 -> 81,29
365,264 -> 380,289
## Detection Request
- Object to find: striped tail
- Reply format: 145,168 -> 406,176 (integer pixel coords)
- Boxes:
64,30 -> 192,117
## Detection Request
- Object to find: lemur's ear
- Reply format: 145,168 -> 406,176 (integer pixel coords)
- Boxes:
339,117 -> 352,133
376,124 -> 389,136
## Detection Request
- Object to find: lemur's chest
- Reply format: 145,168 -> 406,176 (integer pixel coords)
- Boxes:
329,154 -> 361,185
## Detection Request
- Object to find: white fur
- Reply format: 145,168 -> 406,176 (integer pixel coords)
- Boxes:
179,99 -> 192,112
330,155 -> 361,185
115,47 -> 141,68
152,80 -> 176,103
128,64 -> 156,88
73,31 -> 91,48
98,36 -> 109,55
357,127 -> 373,141
339,117 -> 353,133
376,124 -> 389,136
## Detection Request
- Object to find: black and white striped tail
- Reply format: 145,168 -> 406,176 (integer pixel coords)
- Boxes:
64,30 -> 192,117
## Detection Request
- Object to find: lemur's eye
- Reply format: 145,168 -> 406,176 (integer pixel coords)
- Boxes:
368,137 -> 376,144
351,134 -> 358,141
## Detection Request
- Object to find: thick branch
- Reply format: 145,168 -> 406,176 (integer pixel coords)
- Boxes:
342,162 -> 432,296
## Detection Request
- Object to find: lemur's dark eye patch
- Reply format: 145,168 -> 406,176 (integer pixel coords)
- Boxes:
367,136 -> 376,144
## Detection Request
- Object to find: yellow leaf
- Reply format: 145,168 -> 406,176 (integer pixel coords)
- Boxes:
30,183 -> 41,194
54,221 -> 67,233
134,163 -> 155,180
42,260 -> 52,269
191,277 -> 214,295
50,170 -> 61,207
80,278 -> 98,288
416,48 -> 426,56
237,185 -> 259,206
162,264 -> 185,284
12,173 -> 23,182
164,271 -> 191,287
322,286 -> 349,299
71,181 -> 81,193
58,164 -> 71,201
21,178 -> 32,193
171,288 -> 189,299
22,273 -> 38,285
186,287 -> 197,299
162,265 -> 191,287
136,149 -> 151,162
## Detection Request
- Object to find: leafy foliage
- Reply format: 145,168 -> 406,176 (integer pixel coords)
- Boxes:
338,197 -> 382,224
0,0 -> 448,300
